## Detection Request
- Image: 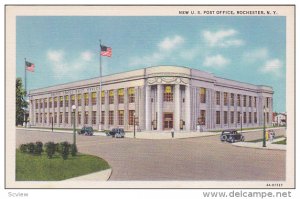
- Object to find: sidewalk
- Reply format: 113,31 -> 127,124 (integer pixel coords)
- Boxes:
232,137 -> 286,151
17,127 -> 107,136
62,169 -> 112,181
124,131 -> 219,139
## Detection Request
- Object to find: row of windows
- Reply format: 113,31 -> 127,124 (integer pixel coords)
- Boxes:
215,92 -> 265,108
215,111 -> 269,125
35,110 -> 136,126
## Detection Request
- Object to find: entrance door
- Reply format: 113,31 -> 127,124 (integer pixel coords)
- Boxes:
163,113 -> 173,130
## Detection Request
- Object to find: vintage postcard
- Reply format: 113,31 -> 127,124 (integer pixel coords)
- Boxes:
5,5 -> 295,189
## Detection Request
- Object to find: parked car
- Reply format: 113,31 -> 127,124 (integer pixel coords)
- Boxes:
107,128 -> 125,138
220,129 -> 244,143
77,126 -> 94,136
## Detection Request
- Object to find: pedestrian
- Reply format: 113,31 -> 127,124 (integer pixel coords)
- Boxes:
269,130 -> 274,143
171,128 -> 174,138
265,130 -> 269,141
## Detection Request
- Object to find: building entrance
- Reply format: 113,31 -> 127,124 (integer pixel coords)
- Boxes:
163,113 -> 173,130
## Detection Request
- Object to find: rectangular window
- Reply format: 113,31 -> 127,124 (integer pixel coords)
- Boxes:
77,112 -> 81,125
40,99 -> 43,109
109,90 -> 114,104
200,88 -> 206,103
224,111 -> 228,124
35,99 -> 38,109
59,96 -> 63,107
54,97 -> 58,108
243,112 -> 247,124
36,113 -> 38,123
216,111 -> 220,124
59,112 -> 63,123
118,89 -> 124,104
84,93 -> 89,106
65,95 -> 69,107
71,95 -> 75,106
249,112 -> 252,123
65,113 -> 68,124
92,92 -> 97,105
224,92 -> 228,106
101,111 -> 105,124
49,113 -> 52,123
40,113 -> 43,123
230,111 -> 234,124
237,111 -> 241,123
163,85 -> 173,102
200,110 -> 206,125
216,91 -> 220,105
77,94 -> 82,106
49,98 -> 52,108
249,96 -> 252,107
267,112 -> 269,123
84,111 -> 88,124
243,95 -> 247,107
128,87 -> 135,103
266,97 -> 269,108
230,93 -> 234,106
118,110 -> 124,125
54,113 -> 57,123
129,110 -> 135,125
101,91 -> 105,105
254,97 -> 257,107
109,111 -> 114,125
254,112 -> 257,123
44,98 -> 48,108
237,94 -> 241,106
92,111 -> 96,125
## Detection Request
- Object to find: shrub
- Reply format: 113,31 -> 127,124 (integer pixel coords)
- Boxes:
34,141 -> 43,155
70,144 -> 78,156
19,144 -> 28,153
45,142 -> 56,159
60,142 -> 70,160
28,142 -> 35,154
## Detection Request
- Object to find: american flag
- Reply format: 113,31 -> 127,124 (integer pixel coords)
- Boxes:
100,45 -> 112,57
25,61 -> 35,72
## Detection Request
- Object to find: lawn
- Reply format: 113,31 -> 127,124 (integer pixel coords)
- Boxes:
273,139 -> 287,145
16,150 -> 110,181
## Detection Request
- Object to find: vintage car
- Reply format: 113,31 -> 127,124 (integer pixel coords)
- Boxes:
107,128 -> 125,138
220,129 -> 245,143
77,126 -> 94,136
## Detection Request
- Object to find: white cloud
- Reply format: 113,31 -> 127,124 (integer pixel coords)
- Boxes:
47,50 -> 64,62
203,54 -> 230,68
158,35 -> 184,51
81,51 -> 93,61
243,48 -> 269,61
203,29 -> 244,47
129,35 -> 185,66
261,59 -> 283,76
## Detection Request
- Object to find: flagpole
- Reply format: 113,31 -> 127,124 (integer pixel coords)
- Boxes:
99,40 -> 102,130
24,58 -> 27,127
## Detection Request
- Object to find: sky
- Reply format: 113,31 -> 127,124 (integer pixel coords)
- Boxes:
16,16 -> 286,112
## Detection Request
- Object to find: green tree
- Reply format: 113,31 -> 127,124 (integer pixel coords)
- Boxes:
16,78 -> 28,126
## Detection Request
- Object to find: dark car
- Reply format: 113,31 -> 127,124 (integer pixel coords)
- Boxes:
77,126 -> 94,136
220,129 -> 244,143
107,128 -> 125,138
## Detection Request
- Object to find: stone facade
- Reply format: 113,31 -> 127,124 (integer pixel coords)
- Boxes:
28,66 -> 274,131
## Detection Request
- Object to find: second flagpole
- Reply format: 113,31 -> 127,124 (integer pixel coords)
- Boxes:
99,40 -> 102,130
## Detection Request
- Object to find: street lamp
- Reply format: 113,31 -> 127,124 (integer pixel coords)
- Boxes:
133,112 -> 136,138
263,106 -> 267,147
72,105 -> 77,146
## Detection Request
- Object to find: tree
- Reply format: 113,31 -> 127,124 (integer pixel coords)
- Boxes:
16,78 -> 28,126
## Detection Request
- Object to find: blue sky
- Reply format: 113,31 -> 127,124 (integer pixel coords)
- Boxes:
16,16 -> 286,112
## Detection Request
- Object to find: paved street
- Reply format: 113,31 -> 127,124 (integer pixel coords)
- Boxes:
16,128 -> 286,181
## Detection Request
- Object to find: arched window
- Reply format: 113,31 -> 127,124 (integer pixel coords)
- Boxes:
163,85 -> 173,102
